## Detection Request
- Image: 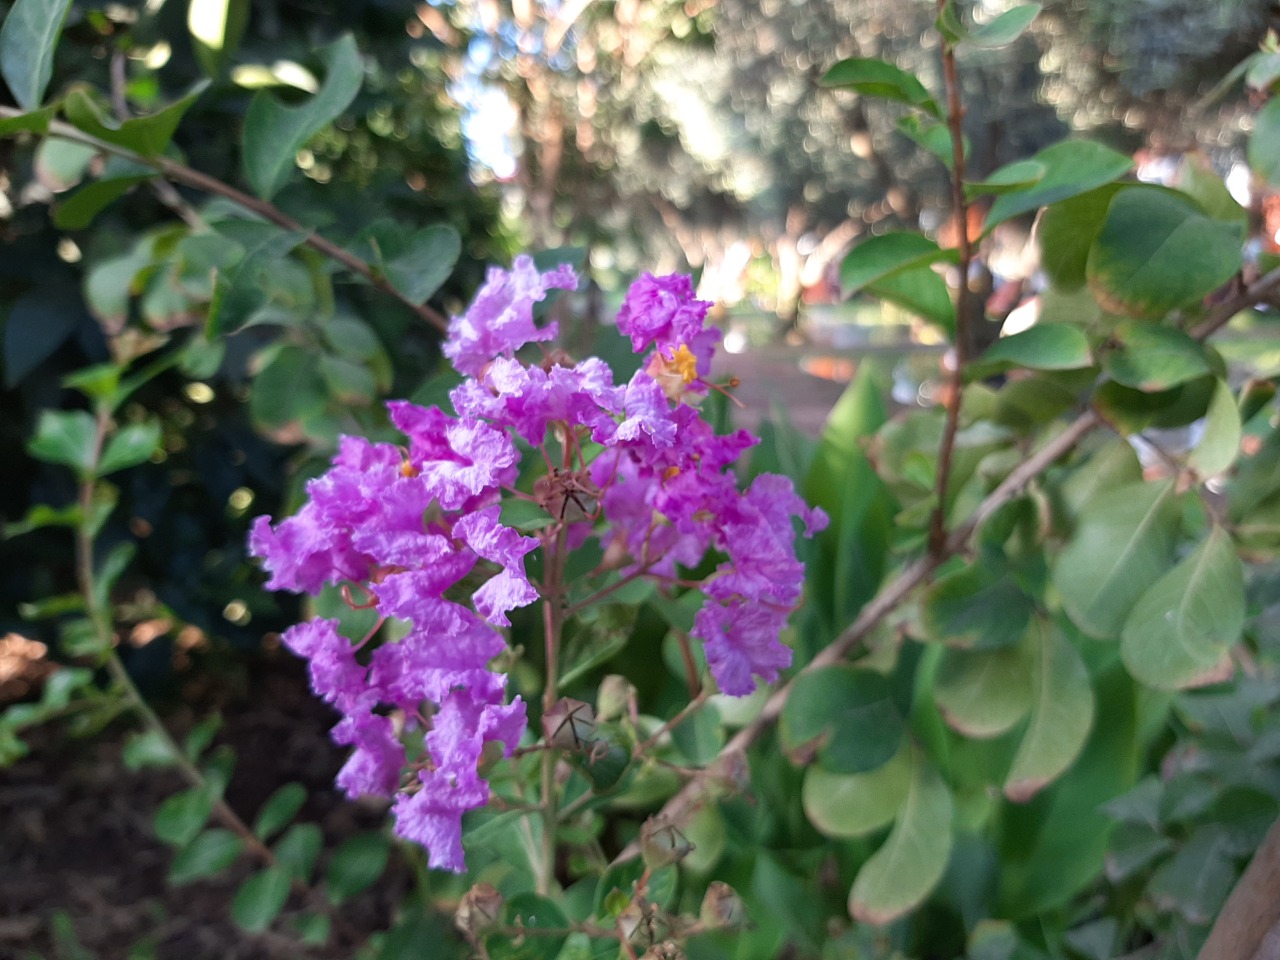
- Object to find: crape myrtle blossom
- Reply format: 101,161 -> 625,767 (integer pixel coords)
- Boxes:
250,254 -> 825,872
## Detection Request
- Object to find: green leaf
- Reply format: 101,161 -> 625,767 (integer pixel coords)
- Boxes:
920,559 -> 1033,650
184,714 -> 222,760
99,421 -> 161,474
849,749 -> 953,924
249,345 -> 328,429
1175,154 -> 1247,228
383,224 -> 461,305
168,829 -> 244,885
28,410 -> 97,472
35,138 -> 96,191
1250,97 -> 1280,187
897,114 -> 964,169
154,786 -> 216,847
253,782 -> 307,841
973,325 -> 1092,373
1037,184 -> 1124,290
801,744 -> 911,839
62,83 -> 208,158
204,226 -> 305,337
1004,621 -> 1094,801
274,823 -> 323,881
325,831 -> 390,903
242,35 -> 363,199
935,0 -> 967,45
4,287 -> 86,387
933,643 -> 1034,738
0,0 -> 74,110
318,355 -> 376,406
966,3 -> 1041,47
780,666 -> 904,774
986,140 -> 1133,232
1053,480 -> 1181,638
840,233 -> 958,295
498,497 -> 555,532
487,893 -> 569,960
964,159 -> 1046,199
1188,379 -> 1242,477
1102,323 -> 1211,392
820,57 -> 941,117
1147,825 -> 1236,925
1087,187 -> 1243,318
1120,526 -> 1243,691
868,266 -> 956,335
54,176 -> 153,230
232,866 -> 292,933
122,729 -> 177,770
0,103 -> 56,135
292,912 -> 331,946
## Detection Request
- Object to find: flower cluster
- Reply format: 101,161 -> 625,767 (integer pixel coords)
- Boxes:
250,256 -> 824,872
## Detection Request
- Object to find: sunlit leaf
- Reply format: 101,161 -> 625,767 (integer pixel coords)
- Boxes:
820,57 -> 941,117
933,643 -> 1034,738
802,745 -> 911,839
0,0 -> 74,110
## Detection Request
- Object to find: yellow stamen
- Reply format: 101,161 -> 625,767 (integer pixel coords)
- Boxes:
671,344 -> 699,384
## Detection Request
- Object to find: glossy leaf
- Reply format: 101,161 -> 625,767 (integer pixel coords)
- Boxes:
1004,621 -> 1094,801
63,84 -> 208,158
27,410 -> 97,472
253,782 -> 307,841
801,746 -> 912,839
780,666 -> 904,774
933,643 -> 1034,738
840,233 -> 958,295
819,57 -> 941,117
1250,97 -> 1280,187
1175,154 -> 1247,227
975,325 -> 1092,374
1120,526 -> 1242,691
1147,825 -> 1236,925
964,159 -> 1046,199
898,114 -> 964,169
325,832 -> 390,903
232,866 -> 292,933
0,0 -> 74,110
168,829 -> 244,886
1187,378 -> 1242,477
868,265 -> 956,334
54,176 -> 154,230
966,3 -> 1041,47
1053,480 -> 1181,638
204,226 -> 305,337
1037,184 -> 1123,290
1087,187 -> 1243,318
987,140 -> 1133,231
0,104 -> 56,136
99,422 -> 161,475
383,224 -> 462,305
1102,323 -> 1211,392
849,750 -> 953,924
242,35 -> 363,199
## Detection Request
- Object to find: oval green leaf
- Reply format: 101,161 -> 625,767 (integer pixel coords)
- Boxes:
848,749 -> 953,924
802,745 -> 912,839
325,831 -> 390,903
1120,526 -> 1243,691
252,782 -> 307,841
273,822 -> 323,881
819,57 -> 941,118
1004,621 -> 1094,802
987,140 -> 1133,231
920,560 -> 1033,650
168,828 -> 245,886
0,0 -> 74,110
1102,323 -> 1211,392
99,422 -> 161,475
933,643 -> 1034,738
1087,187 -> 1243,318
780,666 -> 905,774
1188,379 -> 1242,478
966,3 -> 1041,47
975,325 -> 1093,373
232,865 -> 292,933
1053,480 -> 1181,638
154,786 -> 216,847
839,232 -> 958,296
1250,97 -> 1280,188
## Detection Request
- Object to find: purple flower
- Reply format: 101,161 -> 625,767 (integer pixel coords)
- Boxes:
444,255 -> 577,376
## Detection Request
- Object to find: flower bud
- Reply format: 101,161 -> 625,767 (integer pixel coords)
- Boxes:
640,817 -> 695,870
709,749 -> 752,796
454,882 -> 504,939
640,941 -> 686,960
618,899 -> 669,950
597,674 -> 636,722
542,698 -> 597,752
699,881 -> 747,930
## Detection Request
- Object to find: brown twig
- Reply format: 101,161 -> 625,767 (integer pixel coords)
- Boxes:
0,106 -> 449,335
927,0 -> 977,558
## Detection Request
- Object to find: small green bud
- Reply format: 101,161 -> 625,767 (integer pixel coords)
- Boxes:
640,817 -> 695,869
597,674 -> 635,721
617,898 -> 669,950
